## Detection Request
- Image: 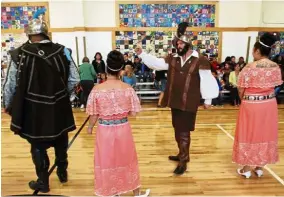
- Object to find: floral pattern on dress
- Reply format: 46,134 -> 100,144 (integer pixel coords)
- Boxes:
238,66 -> 282,88
232,141 -> 278,167
86,88 -> 141,117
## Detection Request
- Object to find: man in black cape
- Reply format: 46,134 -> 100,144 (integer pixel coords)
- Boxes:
2,8 -> 80,193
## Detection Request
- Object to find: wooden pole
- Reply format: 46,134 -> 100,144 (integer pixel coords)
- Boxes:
246,36 -> 251,63
218,31 -> 222,62
75,37 -> 79,66
83,36 -> 87,57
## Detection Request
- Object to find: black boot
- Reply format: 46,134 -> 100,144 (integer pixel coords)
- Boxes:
30,147 -> 50,193
29,176 -> 50,193
173,162 -> 187,175
57,169 -> 68,183
54,134 -> 69,183
56,156 -> 68,183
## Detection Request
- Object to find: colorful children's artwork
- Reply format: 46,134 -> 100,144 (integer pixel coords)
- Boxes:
1,5 -> 46,29
119,4 -> 216,27
115,31 -> 219,58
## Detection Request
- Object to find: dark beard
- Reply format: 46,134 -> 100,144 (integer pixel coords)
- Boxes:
177,44 -> 190,56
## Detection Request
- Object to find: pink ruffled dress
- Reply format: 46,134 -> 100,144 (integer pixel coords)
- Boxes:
86,87 -> 141,196
232,62 -> 283,167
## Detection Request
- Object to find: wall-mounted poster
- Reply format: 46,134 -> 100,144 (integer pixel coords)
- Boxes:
115,31 -> 219,58
119,3 -> 216,27
258,32 -> 284,58
1,5 -> 46,29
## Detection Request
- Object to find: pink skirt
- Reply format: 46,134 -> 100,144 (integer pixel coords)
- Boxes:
94,122 -> 140,196
232,97 -> 279,167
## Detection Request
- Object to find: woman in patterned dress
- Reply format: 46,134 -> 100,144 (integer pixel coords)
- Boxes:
232,33 -> 283,178
86,50 -> 150,197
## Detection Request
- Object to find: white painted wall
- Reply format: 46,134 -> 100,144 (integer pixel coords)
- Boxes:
49,1 -> 85,28
247,1 -> 263,27
51,32 -> 86,66
219,0 -> 284,28
218,1 -> 249,27
261,0 -> 284,27
84,32 -> 112,63
222,32 -> 249,62
83,0 -> 116,27
221,31 -> 258,63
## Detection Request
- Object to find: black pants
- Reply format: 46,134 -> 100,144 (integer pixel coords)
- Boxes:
171,108 -> 197,132
28,133 -> 68,185
80,80 -> 94,105
230,87 -> 241,105
212,93 -> 222,106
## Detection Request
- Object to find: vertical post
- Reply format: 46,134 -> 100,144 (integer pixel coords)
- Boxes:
112,31 -> 116,50
115,1 -> 120,27
218,31 -> 222,62
83,36 -> 87,57
246,36 -> 251,63
75,37 -> 79,66
215,1 -> 219,27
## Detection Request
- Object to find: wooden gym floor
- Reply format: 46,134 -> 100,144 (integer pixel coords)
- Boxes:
1,104 -> 284,196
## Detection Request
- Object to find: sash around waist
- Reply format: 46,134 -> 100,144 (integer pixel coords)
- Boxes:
98,117 -> 128,125
243,92 -> 275,101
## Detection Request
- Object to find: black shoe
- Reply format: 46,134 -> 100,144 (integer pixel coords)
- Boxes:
29,180 -> 50,193
169,155 -> 180,161
57,170 -> 68,183
173,163 -> 187,175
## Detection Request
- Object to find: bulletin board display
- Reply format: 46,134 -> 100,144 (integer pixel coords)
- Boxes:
118,3 -> 217,28
258,32 -> 284,58
1,5 -> 45,29
115,31 -> 219,58
1,33 -> 28,65
1,2 -> 49,30
1,2 -> 50,66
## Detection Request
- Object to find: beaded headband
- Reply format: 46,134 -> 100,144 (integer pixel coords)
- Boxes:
259,40 -> 271,48
107,65 -> 124,72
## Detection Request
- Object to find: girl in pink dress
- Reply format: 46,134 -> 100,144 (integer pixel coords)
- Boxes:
86,50 -> 150,197
232,33 -> 283,178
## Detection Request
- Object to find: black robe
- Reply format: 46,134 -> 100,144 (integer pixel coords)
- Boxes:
9,41 -> 76,142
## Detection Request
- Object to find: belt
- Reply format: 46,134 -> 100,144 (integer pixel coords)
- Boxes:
98,117 -> 128,125
243,93 -> 275,101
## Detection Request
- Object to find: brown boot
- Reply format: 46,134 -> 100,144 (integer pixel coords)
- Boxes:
173,132 -> 190,175
169,131 -> 180,161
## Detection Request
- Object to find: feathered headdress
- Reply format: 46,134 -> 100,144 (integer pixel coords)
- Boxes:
33,8 -> 47,20
25,7 -> 49,37
176,22 -> 191,43
177,22 -> 188,38
172,22 -> 191,48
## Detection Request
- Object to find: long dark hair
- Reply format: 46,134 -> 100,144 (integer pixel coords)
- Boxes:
94,52 -> 103,61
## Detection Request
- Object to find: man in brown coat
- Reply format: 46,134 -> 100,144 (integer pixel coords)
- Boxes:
135,22 -> 219,175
